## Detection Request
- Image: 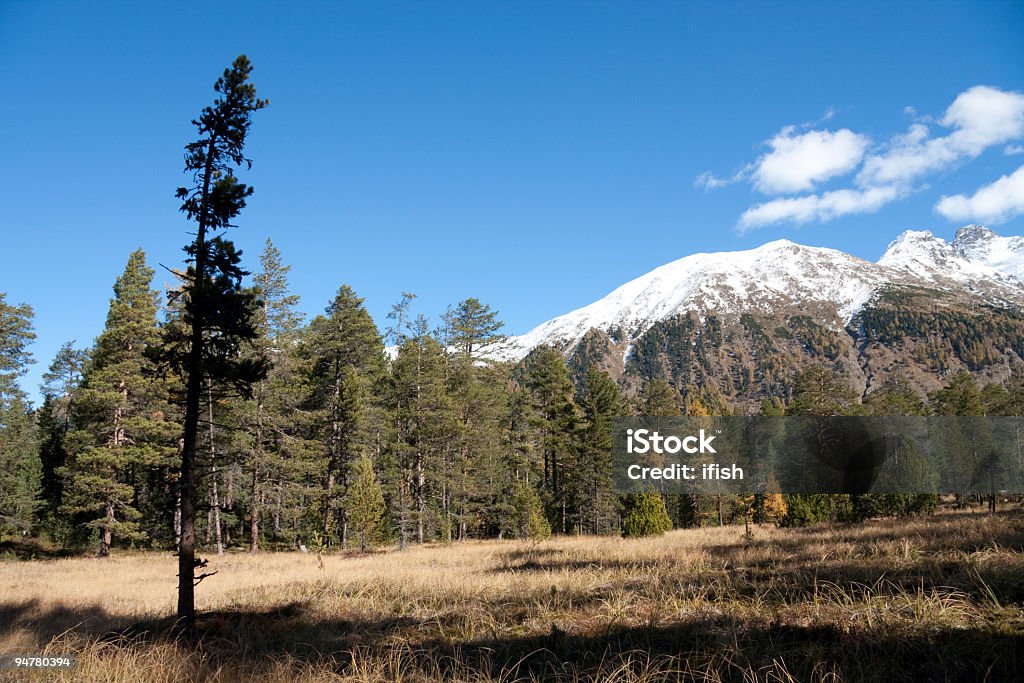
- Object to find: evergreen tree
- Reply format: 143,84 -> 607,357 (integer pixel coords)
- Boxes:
783,366 -> 858,523
572,368 -> 625,534
388,318 -> 457,544
621,492 -> 672,537
864,377 -> 935,517
635,379 -> 698,528
166,55 -> 268,633
303,285 -> 385,547
238,239 -> 307,552
38,341 -> 87,539
345,454 -> 387,551
385,292 -> 417,347
929,371 -> 983,416
0,292 -> 37,536
511,481 -> 550,540
865,377 -> 925,416
635,378 -> 681,416
751,492 -> 788,523
929,371 -> 989,508
788,365 -> 857,417
445,298 -> 508,539
450,298 -> 505,358
495,381 -> 542,539
518,346 -> 578,533
61,250 -> 176,556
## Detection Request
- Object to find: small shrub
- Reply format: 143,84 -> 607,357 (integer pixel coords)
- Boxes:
779,494 -> 852,527
622,492 -> 673,537
512,483 -> 551,541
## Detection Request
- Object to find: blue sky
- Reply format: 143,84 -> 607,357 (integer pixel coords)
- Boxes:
2,1 -> 1023,403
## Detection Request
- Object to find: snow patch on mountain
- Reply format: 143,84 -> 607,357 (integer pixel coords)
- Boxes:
951,225 -> 1024,281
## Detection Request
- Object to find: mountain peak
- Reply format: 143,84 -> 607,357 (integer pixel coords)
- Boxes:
877,230 -> 956,280
951,224 -> 1024,279
953,224 -> 995,244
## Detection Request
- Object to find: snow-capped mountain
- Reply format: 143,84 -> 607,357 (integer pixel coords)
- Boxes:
878,225 -> 1024,289
497,225 -> 1024,361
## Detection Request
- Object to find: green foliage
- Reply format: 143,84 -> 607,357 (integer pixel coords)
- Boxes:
0,292 -> 35,400
858,300 -> 1024,371
928,371 -> 983,416
345,455 -> 387,551
388,322 -> 457,544
865,378 -> 925,416
779,494 -> 852,527
570,368 -> 625,535
232,239 -> 314,552
0,292 -> 37,536
850,494 -> 938,521
635,378 -> 681,416
622,492 -> 673,537
37,342 -> 88,535
511,482 -> 550,541
568,328 -> 614,389
448,298 -> 505,358
303,285 -> 386,546
787,365 -> 857,417
671,493 -> 700,528
61,251 -> 177,555
169,55 -> 269,630
787,315 -> 842,360
0,397 -> 38,536
517,346 -> 578,533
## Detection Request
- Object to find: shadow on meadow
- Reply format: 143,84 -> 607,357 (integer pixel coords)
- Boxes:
2,597 -> 1021,681
3,511 -> 1023,681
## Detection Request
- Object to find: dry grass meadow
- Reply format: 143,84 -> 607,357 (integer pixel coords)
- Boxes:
2,509 -> 1023,682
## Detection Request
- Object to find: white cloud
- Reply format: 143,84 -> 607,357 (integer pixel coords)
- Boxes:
695,169 -> 744,191
696,85 -> 1024,230
738,186 -> 903,231
857,86 -> 1024,187
935,164 -> 1024,224
753,127 -> 870,194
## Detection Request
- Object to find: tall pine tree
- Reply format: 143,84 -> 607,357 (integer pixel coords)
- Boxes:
0,292 -> 37,536
518,346 -> 577,533
571,368 -> 625,534
166,55 -> 268,633
303,285 -> 385,547
238,239 -> 307,552
62,250 -> 176,556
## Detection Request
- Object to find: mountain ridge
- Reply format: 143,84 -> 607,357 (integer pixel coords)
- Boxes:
496,225 -> 1024,363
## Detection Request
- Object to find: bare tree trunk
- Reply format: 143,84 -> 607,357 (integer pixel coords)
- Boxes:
99,501 -> 114,557
173,492 -> 182,553
273,482 -> 282,533
249,390 -> 264,553
250,460 -> 261,553
208,384 -> 223,555
324,470 -> 336,541
416,453 -> 425,544
224,468 -> 234,547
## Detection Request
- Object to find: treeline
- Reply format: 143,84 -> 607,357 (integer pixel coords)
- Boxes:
2,250 -> 1024,555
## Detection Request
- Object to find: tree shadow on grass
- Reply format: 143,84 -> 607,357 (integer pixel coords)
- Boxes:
2,598 -> 1020,681
0,538 -> 77,561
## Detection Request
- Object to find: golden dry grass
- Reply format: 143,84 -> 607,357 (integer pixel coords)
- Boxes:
2,509 -> 1023,682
